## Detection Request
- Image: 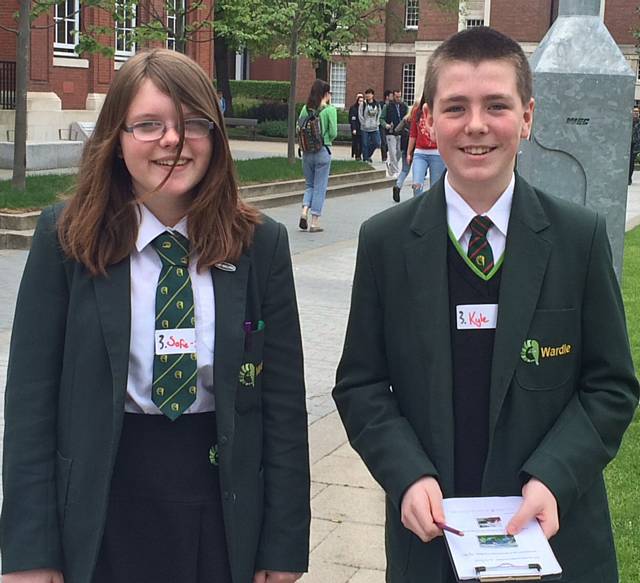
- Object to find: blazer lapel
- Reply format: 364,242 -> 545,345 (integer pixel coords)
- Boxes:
93,257 -> 131,414
212,253 -> 251,414
488,176 -> 552,437
405,185 -> 456,491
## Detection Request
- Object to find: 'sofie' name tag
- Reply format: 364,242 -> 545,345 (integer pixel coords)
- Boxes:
456,304 -> 498,330
155,328 -> 197,355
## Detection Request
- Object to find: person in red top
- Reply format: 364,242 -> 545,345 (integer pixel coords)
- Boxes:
408,96 -> 446,196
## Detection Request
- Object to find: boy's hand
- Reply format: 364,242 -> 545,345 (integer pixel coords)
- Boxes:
3,570 -> 64,583
253,570 -> 302,583
507,478 -> 559,539
400,476 -> 445,543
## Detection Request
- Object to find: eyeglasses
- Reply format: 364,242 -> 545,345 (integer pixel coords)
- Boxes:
122,118 -> 215,141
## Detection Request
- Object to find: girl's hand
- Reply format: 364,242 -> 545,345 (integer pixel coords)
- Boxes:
3,570 -> 64,583
253,570 -> 302,583
400,476 -> 445,543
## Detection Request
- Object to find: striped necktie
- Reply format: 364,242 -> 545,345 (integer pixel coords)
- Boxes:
151,231 -> 197,420
467,215 -> 494,275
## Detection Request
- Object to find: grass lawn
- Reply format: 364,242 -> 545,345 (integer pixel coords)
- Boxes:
608,226 -> 640,582
0,157 -> 372,211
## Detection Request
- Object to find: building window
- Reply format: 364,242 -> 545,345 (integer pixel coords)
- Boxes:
115,1 -> 136,61
330,62 -> 346,109
466,18 -> 485,27
54,0 -> 81,57
167,0 -> 186,52
405,0 -> 419,29
402,63 -> 416,106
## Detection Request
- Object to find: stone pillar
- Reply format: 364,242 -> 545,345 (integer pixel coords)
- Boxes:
518,0 -> 635,278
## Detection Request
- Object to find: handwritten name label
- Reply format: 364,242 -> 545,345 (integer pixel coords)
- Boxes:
456,304 -> 498,330
155,328 -> 197,355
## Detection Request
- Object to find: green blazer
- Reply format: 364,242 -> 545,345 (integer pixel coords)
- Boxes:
1,205 -> 310,583
333,174 -> 639,583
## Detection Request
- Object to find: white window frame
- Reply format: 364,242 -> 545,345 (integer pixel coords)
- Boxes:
54,0 -> 81,57
330,61 -> 347,109
402,63 -> 416,106
405,0 -> 419,30
114,1 -> 136,61
166,0 -> 186,51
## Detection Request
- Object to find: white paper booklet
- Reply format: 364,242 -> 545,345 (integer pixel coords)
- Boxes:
442,496 -> 562,581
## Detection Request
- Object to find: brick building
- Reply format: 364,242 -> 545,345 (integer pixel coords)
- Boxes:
242,0 -> 639,110
0,0 -> 214,141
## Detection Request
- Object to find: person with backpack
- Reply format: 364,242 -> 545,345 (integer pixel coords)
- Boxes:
358,88 -> 382,163
298,79 -> 338,233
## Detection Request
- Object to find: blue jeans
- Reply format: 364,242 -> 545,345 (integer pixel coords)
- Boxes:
302,147 -> 332,216
412,151 -> 446,196
395,153 -> 411,189
361,130 -> 381,162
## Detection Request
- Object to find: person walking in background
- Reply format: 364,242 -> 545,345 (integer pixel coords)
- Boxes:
629,106 -> 640,185
349,93 -> 364,161
1,49 -> 310,583
380,90 -> 392,163
216,89 -> 226,115
298,79 -> 338,233
408,94 -> 446,196
358,88 -> 382,163
382,90 -> 409,179
391,101 -> 418,202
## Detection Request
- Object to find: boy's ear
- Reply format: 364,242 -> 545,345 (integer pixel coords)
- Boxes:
521,97 -> 535,139
423,102 -> 436,140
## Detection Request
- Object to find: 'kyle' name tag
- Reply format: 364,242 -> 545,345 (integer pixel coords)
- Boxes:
155,328 -> 197,355
456,304 -> 498,330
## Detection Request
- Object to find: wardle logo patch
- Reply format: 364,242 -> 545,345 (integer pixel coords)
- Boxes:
520,339 -> 572,366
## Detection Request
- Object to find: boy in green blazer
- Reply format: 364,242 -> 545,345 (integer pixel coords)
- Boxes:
333,27 -> 638,583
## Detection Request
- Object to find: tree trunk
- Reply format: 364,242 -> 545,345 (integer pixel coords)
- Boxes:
314,58 -> 328,82
12,0 -> 30,191
214,33 -> 233,116
287,26 -> 299,165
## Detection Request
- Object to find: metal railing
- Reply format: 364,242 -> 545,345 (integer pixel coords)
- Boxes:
0,61 -> 16,110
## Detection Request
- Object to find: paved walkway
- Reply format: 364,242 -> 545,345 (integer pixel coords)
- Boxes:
0,146 -> 639,579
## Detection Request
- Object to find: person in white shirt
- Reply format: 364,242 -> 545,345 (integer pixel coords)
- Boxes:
2,49 -> 309,583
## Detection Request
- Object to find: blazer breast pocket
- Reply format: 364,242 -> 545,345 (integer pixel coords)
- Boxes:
515,308 -> 578,391
235,327 -> 265,414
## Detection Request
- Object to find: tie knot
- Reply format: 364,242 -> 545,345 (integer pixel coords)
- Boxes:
152,231 -> 190,267
469,215 -> 493,237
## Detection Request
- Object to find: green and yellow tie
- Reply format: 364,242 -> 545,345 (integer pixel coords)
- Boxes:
467,215 -> 494,275
151,231 -> 197,420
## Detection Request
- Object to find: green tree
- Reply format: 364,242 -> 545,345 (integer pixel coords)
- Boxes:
2,0 -> 213,191
215,0 -> 390,163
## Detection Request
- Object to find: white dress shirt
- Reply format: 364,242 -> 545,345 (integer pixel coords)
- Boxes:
125,204 -> 216,414
444,173 -> 515,264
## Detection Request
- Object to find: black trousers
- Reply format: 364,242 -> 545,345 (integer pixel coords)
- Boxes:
351,133 -> 362,160
93,413 -> 232,583
630,146 -> 638,182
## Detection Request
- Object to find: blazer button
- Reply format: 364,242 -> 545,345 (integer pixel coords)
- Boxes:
220,435 -> 228,445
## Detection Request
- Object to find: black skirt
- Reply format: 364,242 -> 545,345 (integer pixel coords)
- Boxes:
93,412 -> 232,583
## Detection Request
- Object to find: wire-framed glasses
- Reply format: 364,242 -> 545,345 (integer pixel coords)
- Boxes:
123,118 -> 215,141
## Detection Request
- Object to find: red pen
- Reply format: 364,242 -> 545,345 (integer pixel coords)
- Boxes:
435,521 -> 464,536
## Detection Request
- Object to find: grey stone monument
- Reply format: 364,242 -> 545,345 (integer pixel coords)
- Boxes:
518,0 -> 636,277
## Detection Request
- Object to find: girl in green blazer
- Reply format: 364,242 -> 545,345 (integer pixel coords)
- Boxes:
1,49 -> 310,583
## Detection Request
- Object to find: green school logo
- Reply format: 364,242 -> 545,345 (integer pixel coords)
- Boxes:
521,339 -> 540,365
521,339 -> 572,366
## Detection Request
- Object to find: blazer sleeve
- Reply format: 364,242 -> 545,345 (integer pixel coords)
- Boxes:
521,214 -> 639,516
255,224 -> 310,573
1,206 -> 68,574
333,222 -> 440,510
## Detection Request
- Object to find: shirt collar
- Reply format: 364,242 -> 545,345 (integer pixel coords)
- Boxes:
135,203 -> 189,253
444,173 -> 515,241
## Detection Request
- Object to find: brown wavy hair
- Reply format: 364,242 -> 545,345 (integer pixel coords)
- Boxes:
58,48 -> 260,276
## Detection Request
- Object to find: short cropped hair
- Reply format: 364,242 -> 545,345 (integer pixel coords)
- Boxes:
365,88 -> 375,95
423,27 -> 532,108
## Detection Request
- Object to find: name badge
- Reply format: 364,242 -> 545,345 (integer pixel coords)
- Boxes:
155,328 -> 197,355
456,304 -> 498,330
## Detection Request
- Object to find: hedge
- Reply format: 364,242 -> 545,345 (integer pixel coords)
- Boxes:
229,80 -> 290,101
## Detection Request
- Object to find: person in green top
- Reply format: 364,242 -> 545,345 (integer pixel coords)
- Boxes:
298,79 -> 338,233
